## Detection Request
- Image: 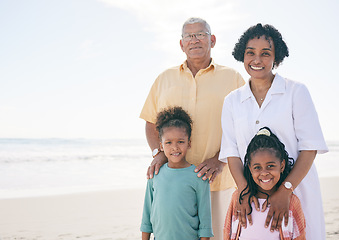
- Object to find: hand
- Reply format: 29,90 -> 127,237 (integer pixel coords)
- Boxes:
262,186 -> 291,231
146,152 -> 167,179
194,154 -> 225,183
235,190 -> 259,228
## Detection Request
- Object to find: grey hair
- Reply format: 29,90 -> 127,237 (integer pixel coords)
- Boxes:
182,17 -> 211,35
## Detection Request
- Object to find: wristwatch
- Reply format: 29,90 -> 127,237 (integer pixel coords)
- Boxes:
152,148 -> 161,158
283,181 -> 294,192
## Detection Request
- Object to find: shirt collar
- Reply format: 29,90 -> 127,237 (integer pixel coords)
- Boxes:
180,58 -> 216,73
240,73 -> 286,102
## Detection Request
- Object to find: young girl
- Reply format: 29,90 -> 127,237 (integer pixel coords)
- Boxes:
224,127 -> 306,240
140,106 -> 213,240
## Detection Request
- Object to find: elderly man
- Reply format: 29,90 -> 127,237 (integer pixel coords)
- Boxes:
140,17 -> 244,239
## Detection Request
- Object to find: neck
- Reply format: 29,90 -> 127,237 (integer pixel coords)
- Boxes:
186,57 -> 212,77
249,74 -> 275,106
250,74 -> 274,92
167,160 -> 191,169
256,186 -> 277,199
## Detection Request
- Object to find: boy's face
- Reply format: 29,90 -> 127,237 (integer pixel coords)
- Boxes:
249,149 -> 285,196
160,127 -> 191,168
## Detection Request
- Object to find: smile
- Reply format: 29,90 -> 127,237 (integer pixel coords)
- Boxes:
260,179 -> 272,183
250,65 -> 264,70
190,46 -> 201,50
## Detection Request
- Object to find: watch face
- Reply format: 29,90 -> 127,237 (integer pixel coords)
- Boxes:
284,182 -> 292,189
152,148 -> 159,157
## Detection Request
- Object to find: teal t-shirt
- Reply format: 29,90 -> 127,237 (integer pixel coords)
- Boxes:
140,163 -> 213,239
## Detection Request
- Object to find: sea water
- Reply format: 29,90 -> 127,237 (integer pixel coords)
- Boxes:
0,138 -> 338,198
0,138 -> 150,198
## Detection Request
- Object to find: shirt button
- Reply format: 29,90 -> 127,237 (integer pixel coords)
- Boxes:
256,120 -> 259,124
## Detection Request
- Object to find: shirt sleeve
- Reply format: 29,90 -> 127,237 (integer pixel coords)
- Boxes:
219,93 -> 241,162
224,191 -> 238,240
139,77 -> 160,124
196,179 -> 214,238
140,179 -> 154,233
292,83 -> 328,154
290,194 -> 306,239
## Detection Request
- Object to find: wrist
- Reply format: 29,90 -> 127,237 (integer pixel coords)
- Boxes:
152,148 -> 162,158
282,181 -> 294,193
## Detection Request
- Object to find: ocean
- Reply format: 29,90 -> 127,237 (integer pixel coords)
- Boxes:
0,138 -> 338,199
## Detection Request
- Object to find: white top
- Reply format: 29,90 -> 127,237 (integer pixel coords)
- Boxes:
239,199 -> 280,240
219,73 -> 328,240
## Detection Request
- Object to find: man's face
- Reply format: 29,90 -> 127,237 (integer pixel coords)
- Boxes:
180,23 -> 216,62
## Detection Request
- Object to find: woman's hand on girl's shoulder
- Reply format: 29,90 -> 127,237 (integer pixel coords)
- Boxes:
262,186 -> 291,232
235,190 -> 260,228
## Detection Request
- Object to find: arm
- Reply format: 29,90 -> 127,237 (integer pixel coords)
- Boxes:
264,150 -> 316,231
140,179 -> 154,236
228,157 -> 259,228
141,232 -> 151,240
218,94 -> 259,227
263,82 -> 323,231
196,180 -> 214,239
145,121 -> 167,179
194,151 -> 225,183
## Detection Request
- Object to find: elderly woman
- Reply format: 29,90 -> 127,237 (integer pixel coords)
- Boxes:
219,23 -> 328,240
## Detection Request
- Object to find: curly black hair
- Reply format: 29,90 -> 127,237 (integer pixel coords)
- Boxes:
232,23 -> 289,67
240,127 -> 294,214
156,107 -> 193,140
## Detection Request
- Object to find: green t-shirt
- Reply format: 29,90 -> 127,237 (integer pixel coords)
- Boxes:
140,163 -> 213,239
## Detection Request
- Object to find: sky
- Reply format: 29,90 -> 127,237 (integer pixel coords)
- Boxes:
0,0 -> 338,141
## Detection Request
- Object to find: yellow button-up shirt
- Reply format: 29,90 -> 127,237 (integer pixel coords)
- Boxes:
140,60 -> 245,191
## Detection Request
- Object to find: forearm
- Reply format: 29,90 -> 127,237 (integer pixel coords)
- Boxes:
141,232 -> 151,240
145,121 -> 167,178
265,150 -> 317,230
200,237 -> 210,240
228,157 -> 247,190
145,121 -> 160,150
284,150 -> 317,189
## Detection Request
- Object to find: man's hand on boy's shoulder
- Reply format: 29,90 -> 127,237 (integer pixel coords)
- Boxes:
194,152 -> 225,183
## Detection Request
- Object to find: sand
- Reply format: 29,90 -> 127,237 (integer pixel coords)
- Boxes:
0,177 -> 338,240
0,189 -> 145,240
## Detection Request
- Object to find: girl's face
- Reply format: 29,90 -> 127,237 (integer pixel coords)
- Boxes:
160,127 -> 191,168
249,149 -> 285,196
244,35 -> 275,82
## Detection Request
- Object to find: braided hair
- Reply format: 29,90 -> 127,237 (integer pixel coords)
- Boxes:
240,127 -> 294,214
156,107 -> 193,140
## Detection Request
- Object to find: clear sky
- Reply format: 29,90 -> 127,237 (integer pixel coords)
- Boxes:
0,0 -> 338,140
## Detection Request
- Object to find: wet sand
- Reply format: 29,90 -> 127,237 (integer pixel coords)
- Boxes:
0,177 -> 338,239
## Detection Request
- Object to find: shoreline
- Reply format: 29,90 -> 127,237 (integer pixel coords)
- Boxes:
0,177 -> 338,239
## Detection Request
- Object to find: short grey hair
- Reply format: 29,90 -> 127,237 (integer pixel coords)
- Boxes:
182,17 -> 211,35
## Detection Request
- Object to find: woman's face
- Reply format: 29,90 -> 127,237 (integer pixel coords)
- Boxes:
244,35 -> 275,81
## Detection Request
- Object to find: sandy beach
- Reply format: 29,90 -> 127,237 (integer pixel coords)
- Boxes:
0,177 -> 338,240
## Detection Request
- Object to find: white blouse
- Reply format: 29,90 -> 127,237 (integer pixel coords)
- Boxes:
219,73 -> 328,240
219,73 -> 328,163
